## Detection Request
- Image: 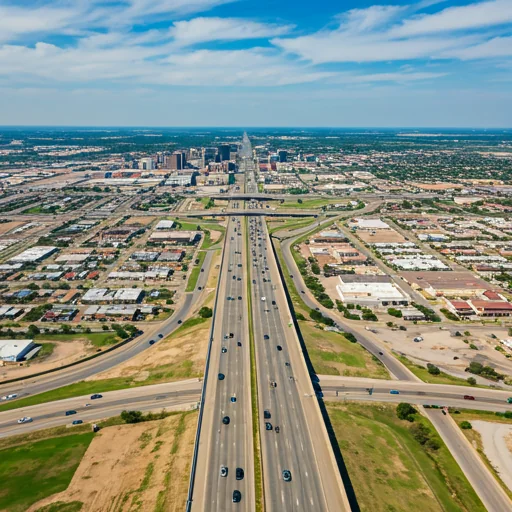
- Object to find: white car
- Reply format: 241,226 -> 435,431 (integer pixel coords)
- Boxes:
260,297 -> 266,302
1,394 -> 17,401
220,465 -> 228,477
18,416 -> 33,424
413,337 -> 423,343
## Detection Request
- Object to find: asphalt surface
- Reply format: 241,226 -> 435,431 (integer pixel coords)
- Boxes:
249,215 -> 349,510
0,251 -> 214,401
279,236 -> 415,382
318,375 -> 512,412
426,409 -> 512,512
192,215 -> 255,512
0,380 -> 201,438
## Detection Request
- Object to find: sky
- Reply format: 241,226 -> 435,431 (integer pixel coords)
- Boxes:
0,0 -> 511,127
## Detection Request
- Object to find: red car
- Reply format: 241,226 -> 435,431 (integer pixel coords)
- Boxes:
463,395 -> 475,400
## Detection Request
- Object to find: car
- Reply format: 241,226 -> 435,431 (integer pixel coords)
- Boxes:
65,410 -> 77,416
201,268 -> 204,272
276,345 -> 282,351
290,275 -> 294,278
1,394 -> 17,401
18,417 -> 32,424
413,337 -> 423,342
198,286 -> 202,290
389,390 -> 400,395
236,467 -> 244,480
464,395 -> 475,400
270,381 -> 277,388
285,362 -> 290,367
218,373 -> 225,380
275,426 -> 280,433
222,416 -> 230,425
261,296 -> 266,302
220,466 -> 228,477
301,290 -> 305,294
271,300 -> 276,305
229,333 -> 234,338
252,280 -> 256,284
508,397 -> 512,404
233,275 -> 236,280
237,341 -> 242,347
177,320 -> 182,324
237,277 -> 241,281
149,340 -> 156,345
238,296 -> 242,300
90,394 -> 103,400
282,470 -> 292,482
158,334 -> 164,339
231,395 -> 237,403
222,347 -> 227,354
265,422 -> 272,431
263,334 -> 269,340
72,419 -> 83,425
378,351 -> 383,356
263,409 -> 271,419
232,490 -> 242,503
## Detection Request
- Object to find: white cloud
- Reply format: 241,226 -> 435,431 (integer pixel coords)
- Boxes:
169,17 -> 293,46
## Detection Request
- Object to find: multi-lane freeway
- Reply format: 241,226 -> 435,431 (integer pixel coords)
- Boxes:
191,214 -> 254,511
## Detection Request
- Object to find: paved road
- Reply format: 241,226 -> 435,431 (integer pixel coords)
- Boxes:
249,215 -> 350,510
426,409 -> 512,512
279,236 -> 415,382
191,215 -> 255,512
317,375 -> 512,412
0,251 -> 214,400
0,380 -> 202,438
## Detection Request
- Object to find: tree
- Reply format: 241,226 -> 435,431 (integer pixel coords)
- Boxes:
199,306 -> 213,318
27,324 -> 40,337
467,377 -> 477,385
427,363 -> 441,375
396,403 -> 417,421
121,410 -> 144,423
387,308 -> 403,318
460,421 -> 472,430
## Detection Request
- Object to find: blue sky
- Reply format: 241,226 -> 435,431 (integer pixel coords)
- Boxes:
0,0 -> 511,127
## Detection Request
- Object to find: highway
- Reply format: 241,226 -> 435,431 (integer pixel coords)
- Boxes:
318,375 -> 512,412
0,380 -> 201,438
191,213 -> 255,511
249,214 -> 349,509
0,251 -> 214,402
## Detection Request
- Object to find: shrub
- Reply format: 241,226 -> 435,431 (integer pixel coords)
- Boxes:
396,403 -> 417,421
387,308 -> 403,318
427,363 -> 441,375
467,377 -> 477,385
460,421 -> 472,430
199,306 -> 213,318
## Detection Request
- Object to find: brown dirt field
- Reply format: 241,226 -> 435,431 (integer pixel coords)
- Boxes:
0,340 -> 90,381
0,221 -> 25,235
357,229 -> 406,243
88,316 -> 211,381
407,182 -> 460,190
28,412 -> 198,512
208,229 -> 221,243
125,216 -> 156,226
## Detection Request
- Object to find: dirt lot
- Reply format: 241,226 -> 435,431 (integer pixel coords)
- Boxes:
377,325 -> 512,377
125,216 -> 156,226
357,229 -> 407,244
28,412 -> 198,512
0,340 -> 90,381
0,221 -> 25,235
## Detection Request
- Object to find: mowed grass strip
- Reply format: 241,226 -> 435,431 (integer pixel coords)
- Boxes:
35,332 -> 120,347
327,402 -> 486,512
0,433 -> 94,512
300,321 -> 389,379
186,250 -> 207,292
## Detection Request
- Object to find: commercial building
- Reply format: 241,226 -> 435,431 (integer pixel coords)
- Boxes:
218,144 -> 231,162
349,218 -> 390,230
139,157 -> 155,171
82,288 -> 144,304
336,275 -> 410,308
0,339 -> 35,362
278,150 -> 288,163
9,246 -> 58,264
165,174 -> 192,187
154,220 -> 175,231
149,231 -> 200,244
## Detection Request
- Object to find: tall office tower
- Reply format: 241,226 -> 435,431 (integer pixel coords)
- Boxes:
168,152 -> 186,170
139,157 -> 155,170
218,144 -> 231,162
278,150 -> 288,163
203,147 -> 217,167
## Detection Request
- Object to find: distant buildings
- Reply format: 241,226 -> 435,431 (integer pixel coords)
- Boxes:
139,157 -> 155,171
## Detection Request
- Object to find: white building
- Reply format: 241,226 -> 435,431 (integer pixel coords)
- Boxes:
154,220 -> 175,231
336,276 -> 410,308
350,218 -> 390,230
139,157 -> 155,170
9,246 -> 57,264
0,340 -> 35,362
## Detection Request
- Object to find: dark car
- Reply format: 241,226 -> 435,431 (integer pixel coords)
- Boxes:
238,296 -> 242,300
90,394 -> 103,400
158,334 -> 164,339
263,409 -> 271,419
236,467 -> 244,480
464,395 -> 475,400
198,286 -> 202,290
285,362 -> 290,367
276,345 -> 282,351
218,373 -> 225,381
65,410 -> 77,416
282,470 -> 292,482
263,334 -> 269,340
275,426 -> 280,433
252,280 -> 256,284
201,268 -> 204,272
177,320 -> 182,324
265,422 -> 272,431
237,341 -> 242,347
232,490 -> 242,503
149,340 -> 156,345
229,333 -> 234,338
72,419 -> 83,425
378,351 -> 383,356
222,347 -> 227,353
222,416 -> 230,425
271,300 -> 276,305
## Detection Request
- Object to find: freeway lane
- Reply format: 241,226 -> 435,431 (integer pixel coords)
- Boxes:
0,251 -> 213,401
0,380 -> 202,438
249,215 -> 349,511
192,215 -> 254,512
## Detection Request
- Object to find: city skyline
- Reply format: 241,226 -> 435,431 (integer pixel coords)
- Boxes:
0,0 -> 511,127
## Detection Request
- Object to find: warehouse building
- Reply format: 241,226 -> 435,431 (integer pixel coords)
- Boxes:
9,246 -> 58,264
0,339 -> 35,362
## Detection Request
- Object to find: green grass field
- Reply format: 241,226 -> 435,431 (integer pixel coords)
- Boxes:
327,402 -> 486,512
35,332 -> 119,348
268,218 -> 317,235
35,502 -> 83,512
279,198 -> 348,209
0,433 -> 94,512
186,250 -> 207,292
300,321 -> 389,378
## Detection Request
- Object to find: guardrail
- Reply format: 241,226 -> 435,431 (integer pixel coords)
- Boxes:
185,214 -> 231,512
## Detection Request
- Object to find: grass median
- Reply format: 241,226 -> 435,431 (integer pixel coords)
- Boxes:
185,250 -> 206,292
327,402 -> 486,512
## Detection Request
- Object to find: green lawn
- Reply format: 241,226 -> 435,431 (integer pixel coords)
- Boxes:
268,218 -> 317,235
327,402 -> 486,512
35,502 -> 83,512
35,332 -> 119,348
186,250 -> 206,292
394,354 -> 490,388
300,321 -> 389,378
0,433 -> 94,512
279,198 -> 348,209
